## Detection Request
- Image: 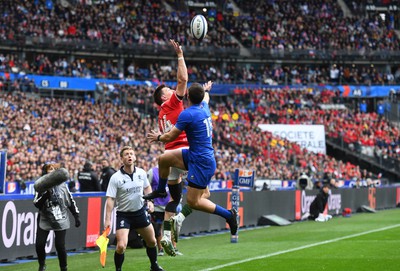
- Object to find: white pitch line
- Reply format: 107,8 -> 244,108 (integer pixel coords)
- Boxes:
199,224 -> 400,271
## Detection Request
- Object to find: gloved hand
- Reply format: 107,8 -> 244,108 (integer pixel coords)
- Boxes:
73,214 -> 81,227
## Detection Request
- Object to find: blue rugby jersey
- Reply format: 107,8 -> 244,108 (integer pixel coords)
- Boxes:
175,101 -> 214,160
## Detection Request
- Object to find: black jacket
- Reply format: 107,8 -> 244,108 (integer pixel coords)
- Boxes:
309,189 -> 329,219
77,170 -> 101,192
100,166 -> 116,192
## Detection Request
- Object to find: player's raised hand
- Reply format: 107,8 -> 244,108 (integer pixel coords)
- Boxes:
203,80 -> 213,92
170,39 -> 183,57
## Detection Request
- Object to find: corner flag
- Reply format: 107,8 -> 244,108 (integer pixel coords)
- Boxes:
96,227 -> 111,268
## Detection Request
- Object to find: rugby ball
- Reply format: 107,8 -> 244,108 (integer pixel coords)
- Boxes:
190,15 -> 208,41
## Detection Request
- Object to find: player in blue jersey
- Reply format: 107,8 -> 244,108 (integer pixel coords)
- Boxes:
147,83 -> 238,235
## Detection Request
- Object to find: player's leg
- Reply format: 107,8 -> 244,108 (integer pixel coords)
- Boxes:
158,191 -> 178,257
160,173 -> 182,256
144,149 -> 185,199
186,184 -> 238,234
166,152 -> 191,243
160,208 -> 177,256
186,185 -> 216,212
171,185 -> 210,242
164,168 -> 184,244
185,155 -> 238,235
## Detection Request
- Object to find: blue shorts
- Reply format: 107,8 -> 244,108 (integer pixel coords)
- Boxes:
181,149 -> 216,189
116,206 -> 151,230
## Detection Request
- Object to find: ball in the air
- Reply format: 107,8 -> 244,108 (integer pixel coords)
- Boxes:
190,15 -> 208,41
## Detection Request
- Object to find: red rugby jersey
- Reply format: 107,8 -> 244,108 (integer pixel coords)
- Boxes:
159,93 -> 188,150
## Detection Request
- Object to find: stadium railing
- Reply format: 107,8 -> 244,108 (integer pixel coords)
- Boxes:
327,136 -> 400,177
3,35 -> 399,62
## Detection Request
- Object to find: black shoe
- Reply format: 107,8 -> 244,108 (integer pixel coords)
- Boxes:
150,264 -> 164,271
60,266 -> 68,271
226,209 -> 238,235
143,190 -> 167,200
38,265 -> 46,271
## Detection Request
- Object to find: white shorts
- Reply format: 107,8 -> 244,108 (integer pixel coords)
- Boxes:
165,147 -> 188,181
168,167 -> 187,181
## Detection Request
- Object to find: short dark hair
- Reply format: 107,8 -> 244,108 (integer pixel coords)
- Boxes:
153,84 -> 166,106
83,161 -> 93,171
120,146 -> 134,157
188,83 -> 204,104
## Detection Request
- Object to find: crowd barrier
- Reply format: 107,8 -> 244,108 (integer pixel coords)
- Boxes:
1,187 -> 399,262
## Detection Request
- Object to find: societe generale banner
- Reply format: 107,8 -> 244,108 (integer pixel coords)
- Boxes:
258,124 -> 326,154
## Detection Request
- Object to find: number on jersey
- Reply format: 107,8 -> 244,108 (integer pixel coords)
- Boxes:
203,117 -> 213,137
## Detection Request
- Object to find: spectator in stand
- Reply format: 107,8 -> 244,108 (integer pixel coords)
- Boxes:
330,64 -> 340,84
77,161 -> 101,192
329,178 -> 339,189
359,100 -> 368,113
99,158 -> 116,192
352,178 -> 363,189
377,101 -> 385,118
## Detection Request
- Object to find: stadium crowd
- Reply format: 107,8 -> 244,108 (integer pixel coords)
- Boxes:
1,52 -> 400,85
2,82 -> 397,188
214,86 -> 400,174
1,89 -> 162,184
0,0 -> 239,49
231,0 -> 399,51
1,0 -> 398,52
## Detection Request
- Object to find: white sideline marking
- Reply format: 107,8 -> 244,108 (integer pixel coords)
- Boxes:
199,224 -> 400,271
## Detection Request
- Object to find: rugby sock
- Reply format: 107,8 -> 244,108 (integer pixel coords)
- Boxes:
163,220 -> 172,240
146,246 -> 158,266
156,177 -> 168,192
176,204 -> 193,223
168,183 -> 182,202
213,205 -> 231,219
114,251 -> 124,270
181,204 -> 193,217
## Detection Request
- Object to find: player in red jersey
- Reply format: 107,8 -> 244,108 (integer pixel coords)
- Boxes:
145,40 -> 211,256
151,39 -> 188,198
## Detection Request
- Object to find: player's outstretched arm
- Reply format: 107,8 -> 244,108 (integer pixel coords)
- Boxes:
170,39 -> 188,97
203,80 -> 213,104
147,127 -> 182,143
